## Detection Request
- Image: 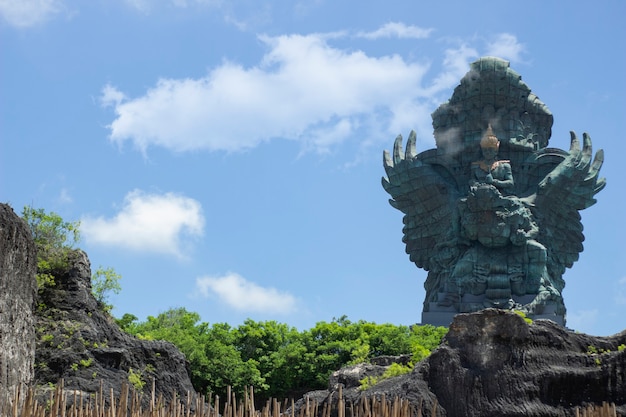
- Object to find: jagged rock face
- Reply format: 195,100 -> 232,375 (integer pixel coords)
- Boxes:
327,355 -> 412,391
34,249 -> 197,406
0,204 -> 37,398
424,309 -> 626,416
299,310 -> 625,417
328,363 -> 388,391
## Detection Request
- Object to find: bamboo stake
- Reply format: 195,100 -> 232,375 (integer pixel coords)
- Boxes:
3,383 -> 482,417
338,386 -> 344,417
305,395 -> 310,417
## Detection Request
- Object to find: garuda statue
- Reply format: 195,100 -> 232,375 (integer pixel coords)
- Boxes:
382,57 -> 605,326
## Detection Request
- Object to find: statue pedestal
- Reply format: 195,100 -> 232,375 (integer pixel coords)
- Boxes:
421,293 -> 565,327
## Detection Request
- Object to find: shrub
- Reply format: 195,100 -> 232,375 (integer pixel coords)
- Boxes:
22,206 -> 80,291
359,362 -> 413,390
92,266 -> 122,312
128,368 -> 145,391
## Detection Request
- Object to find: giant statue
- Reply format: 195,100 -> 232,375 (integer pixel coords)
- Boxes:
382,57 -> 605,326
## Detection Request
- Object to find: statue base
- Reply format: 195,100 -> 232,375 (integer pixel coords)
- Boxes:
421,293 -> 565,327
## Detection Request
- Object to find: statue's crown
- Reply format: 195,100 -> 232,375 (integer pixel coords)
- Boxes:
480,124 -> 500,149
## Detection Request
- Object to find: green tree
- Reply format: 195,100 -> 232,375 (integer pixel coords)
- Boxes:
408,324 -> 448,362
235,319 -> 306,400
119,309 -> 447,399
125,308 -> 213,392
22,206 -> 80,290
116,313 -> 139,333
299,316 -> 371,388
123,308 -> 264,398
91,266 -> 122,312
205,322 -> 266,398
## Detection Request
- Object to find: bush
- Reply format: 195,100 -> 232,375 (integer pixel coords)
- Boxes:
22,206 -> 122,313
22,206 -> 80,290
359,362 -> 413,390
119,310 -> 448,401
92,266 -> 122,312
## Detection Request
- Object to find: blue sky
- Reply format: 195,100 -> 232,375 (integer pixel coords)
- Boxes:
1,0 -> 624,336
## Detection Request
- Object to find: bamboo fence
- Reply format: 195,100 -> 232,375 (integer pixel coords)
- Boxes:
0,380 -> 619,417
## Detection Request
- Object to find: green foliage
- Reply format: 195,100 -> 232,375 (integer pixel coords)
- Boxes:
41,334 -> 54,345
91,266 -> 122,312
513,310 -> 533,324
410,344 -> 430,363
128,368 -> 145,391
22,206 -> 80,291
359,362 -> 413,390
79,358 -> 93,368
409,324 -> 448,363
235,319 -> 305,398
23,206 -> 123,314
116,313 -> 139,333
121,308 -> 264,398
618,344 -> 625,352
119,309 -> 447,402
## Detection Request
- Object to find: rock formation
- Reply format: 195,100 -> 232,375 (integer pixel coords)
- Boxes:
33,248 -> 197,406
0,204 -> 37,400
0,202 -> 197,407
299,310 -> 626,417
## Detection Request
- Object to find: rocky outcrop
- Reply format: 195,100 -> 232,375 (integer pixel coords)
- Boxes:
327,355 -> 412,391
34,249 -> 197,406
0,204 -> 37,399
425,310 -> 625,416
299,310 -> 626,417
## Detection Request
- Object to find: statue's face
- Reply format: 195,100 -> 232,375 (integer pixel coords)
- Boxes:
481,146 -> 498,160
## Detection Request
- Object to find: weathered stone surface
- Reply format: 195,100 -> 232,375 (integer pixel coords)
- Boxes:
34,249 -> 197,407
424,310 -> 625,416
0,204 -> 37,399
297,310 -> 626,417
328,363 -> 387,391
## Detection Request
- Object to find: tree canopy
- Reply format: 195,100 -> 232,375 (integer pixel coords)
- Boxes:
118,309 -> 447,401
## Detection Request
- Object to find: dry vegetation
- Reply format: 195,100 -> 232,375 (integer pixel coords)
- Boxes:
1,380 -> 619,417
2,381 -> 419,417
0,381 -> 617,417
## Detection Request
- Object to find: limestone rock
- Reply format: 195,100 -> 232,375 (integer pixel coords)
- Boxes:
34,249 -> 197,407
0,204 -> 37,399
328,363 -> 387,391
297,310 -> 626,417
424,309 -> 625,416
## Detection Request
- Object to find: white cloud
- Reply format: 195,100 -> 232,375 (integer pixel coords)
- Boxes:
57,188 -> 73,204
0,0 -> 63,28
102,28 -> 516,155
102,31 -> 435,154
357,22 -> 433,40
485,33 -> 526,64
123,0 -> 149,13
81,190 -> 204,258
101,84 -> 127,108
196,273 -> 298,314
426,43 -> 479,95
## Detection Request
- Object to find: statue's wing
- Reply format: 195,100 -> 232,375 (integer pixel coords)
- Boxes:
382,131 -> 460,272
534,131 -> 606,286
